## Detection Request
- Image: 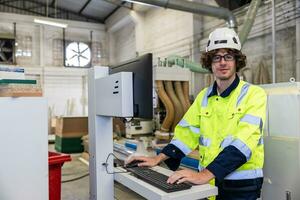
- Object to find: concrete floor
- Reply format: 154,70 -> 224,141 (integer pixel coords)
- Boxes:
49,144 -> 145,200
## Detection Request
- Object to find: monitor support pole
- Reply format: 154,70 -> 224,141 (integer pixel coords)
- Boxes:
88,67 -> 114,200
88,67 -> 133,200
89,116 -> 114,200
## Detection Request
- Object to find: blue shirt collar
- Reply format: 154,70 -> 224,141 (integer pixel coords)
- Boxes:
208,75 -> 240,98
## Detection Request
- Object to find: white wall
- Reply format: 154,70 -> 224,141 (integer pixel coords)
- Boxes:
106,6 -> 197,95
0,12 -> 106,116
106,8 -> 136,65
106,7 -> 194,62
141,8 -> 194,60
112,20 -> 136,64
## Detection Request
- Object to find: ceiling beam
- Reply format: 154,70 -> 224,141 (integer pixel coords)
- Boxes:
79,0 -> 91,14
0,0 -> 19,4
0,1 -> 44,16
103,0 -> 131,9
0,0 -> 104,23
26,5 -> 44,10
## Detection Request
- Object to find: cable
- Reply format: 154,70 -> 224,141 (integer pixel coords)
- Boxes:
104,153 -> 130,174
62,170 -> 89,176
62,153 -> 128,183
61,173 -> 90,183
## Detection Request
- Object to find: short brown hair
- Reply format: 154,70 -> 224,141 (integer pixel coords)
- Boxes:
200,49 -> 247,72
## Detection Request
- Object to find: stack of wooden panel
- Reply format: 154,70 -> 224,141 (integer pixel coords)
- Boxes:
0,79 -> 42,97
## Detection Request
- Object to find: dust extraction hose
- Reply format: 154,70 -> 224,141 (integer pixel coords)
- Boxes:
165,81 -> 184,132
156,80 -> 174,132
182,81 -> 191,108
174,81 -> 189,114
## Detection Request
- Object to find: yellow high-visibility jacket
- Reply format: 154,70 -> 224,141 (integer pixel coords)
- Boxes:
170,79 -> 266,180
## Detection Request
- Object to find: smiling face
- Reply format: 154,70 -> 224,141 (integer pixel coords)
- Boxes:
211,48 -> 237,81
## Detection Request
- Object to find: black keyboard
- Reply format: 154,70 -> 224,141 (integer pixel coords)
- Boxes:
127,167 -> 192,193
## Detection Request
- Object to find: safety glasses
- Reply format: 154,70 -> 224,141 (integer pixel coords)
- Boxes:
212,54 -> 235,63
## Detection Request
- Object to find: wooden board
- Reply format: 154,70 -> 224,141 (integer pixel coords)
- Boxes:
0,90 -> 42,97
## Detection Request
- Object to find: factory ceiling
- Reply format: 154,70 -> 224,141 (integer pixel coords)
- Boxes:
0,0 -> 133,24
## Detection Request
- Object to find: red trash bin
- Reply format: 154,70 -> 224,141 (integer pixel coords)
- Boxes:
49,151 -> 71,200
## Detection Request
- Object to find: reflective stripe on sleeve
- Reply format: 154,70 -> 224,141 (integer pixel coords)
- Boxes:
220,135 -> 234,149
178,119 -> 200,134
231,139 -> 252,161
170,139 -> 192,155
240,114 -> 263,133
224,168 -> 263,180
240,114 -> 262,126
190,126 -> 200,134
178,119 -> 189,127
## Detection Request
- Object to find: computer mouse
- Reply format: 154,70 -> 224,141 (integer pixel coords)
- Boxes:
125,160 -> 144,168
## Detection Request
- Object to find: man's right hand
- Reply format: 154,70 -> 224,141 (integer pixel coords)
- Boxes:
125,153 -> 168,167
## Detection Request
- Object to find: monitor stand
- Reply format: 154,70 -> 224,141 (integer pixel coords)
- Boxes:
89,67 -> 114,200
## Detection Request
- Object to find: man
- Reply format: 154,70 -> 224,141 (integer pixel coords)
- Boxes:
127,27 -> 267,200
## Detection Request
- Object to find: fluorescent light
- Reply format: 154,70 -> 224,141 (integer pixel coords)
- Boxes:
34,18 -> 68,28
124,0 -> 154,6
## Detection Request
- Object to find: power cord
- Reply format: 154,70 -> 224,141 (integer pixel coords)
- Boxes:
62,153 -> 128,183
61,173 -> 89,183
103,153 -> 129,174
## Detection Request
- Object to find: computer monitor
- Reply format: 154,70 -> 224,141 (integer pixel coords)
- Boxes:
109,53 -> 153,119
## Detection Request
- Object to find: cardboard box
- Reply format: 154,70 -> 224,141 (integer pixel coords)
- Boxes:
55,116 -> 88,138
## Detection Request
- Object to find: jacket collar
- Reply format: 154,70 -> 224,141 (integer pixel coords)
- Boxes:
208,74 -> 240,98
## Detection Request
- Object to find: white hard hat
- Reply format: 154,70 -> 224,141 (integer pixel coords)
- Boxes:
206,27 -> 241,52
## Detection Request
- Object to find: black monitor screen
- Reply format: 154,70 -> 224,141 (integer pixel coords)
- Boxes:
109,53 -> 153,119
